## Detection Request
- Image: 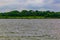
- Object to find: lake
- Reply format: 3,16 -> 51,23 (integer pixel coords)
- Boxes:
0,19 -> 60,40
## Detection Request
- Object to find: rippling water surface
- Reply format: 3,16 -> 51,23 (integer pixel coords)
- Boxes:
0,19 -> 60,40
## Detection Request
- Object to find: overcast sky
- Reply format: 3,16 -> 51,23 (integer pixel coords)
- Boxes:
0,0 -> 60,12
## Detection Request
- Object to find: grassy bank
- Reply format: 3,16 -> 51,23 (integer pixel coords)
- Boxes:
0,16 -> 45,19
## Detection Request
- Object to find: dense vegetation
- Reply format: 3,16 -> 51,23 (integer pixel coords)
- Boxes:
0,10 -> 60,19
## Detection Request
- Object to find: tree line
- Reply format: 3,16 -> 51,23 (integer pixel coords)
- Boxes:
0,10 -> 60,18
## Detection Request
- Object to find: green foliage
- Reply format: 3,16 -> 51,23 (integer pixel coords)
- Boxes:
0,10 -> 60,19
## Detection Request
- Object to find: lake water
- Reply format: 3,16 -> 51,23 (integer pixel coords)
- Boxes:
0,19 -> 60,40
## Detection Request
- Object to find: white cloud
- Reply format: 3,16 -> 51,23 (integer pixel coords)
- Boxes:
27,0 -> 44,5
0,0 -> 17,6
0,0 -> 54,6
0,0 -> 60,12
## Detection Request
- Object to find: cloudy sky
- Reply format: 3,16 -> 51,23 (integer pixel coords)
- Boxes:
0,0 -> 60,12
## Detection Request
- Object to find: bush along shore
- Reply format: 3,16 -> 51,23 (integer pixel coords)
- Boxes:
0,10 -> 60,19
